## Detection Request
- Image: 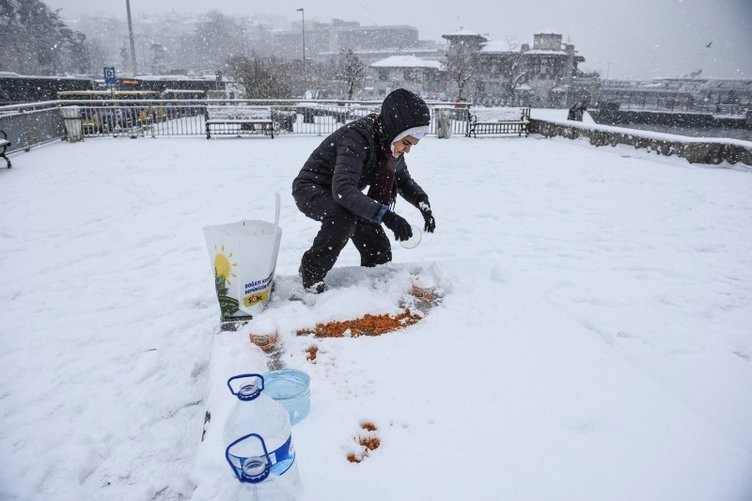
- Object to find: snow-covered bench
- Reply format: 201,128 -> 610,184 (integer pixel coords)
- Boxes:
467,108 -> 530,138
0,130 -> 10,168
205,105 -> 274,139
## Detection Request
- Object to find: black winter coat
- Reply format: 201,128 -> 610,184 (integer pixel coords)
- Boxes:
292,113 -> 427,222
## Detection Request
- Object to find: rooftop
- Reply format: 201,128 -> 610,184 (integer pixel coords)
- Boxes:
2,135 -> 750,500
370,55 -> 444,69
479,40 -> 515,53
442,29 -> 488,41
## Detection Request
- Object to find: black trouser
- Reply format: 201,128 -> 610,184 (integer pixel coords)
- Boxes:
293,185 -> 391,285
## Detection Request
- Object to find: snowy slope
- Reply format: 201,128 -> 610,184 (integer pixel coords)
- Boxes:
1,135 -> 751,500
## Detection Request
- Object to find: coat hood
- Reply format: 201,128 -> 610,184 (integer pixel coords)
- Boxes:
379,89 -> 431,144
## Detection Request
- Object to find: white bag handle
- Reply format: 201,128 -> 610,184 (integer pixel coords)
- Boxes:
274,192 -> 280,228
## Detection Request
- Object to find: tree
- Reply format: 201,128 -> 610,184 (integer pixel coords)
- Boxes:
119,46 -> 130,73
192,11 -> 244,74
305,59 -> 339,99
336,49 -> 364,101
68,32 -> 91,74
230,54 -> 292,99
445,41 -> 479,101
0,0 -> 91,74
500,38 -> 527,106
150,43 -> 167,75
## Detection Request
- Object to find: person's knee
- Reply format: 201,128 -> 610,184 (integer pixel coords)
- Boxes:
361,245 -> 392,267
322,214 -> 358,241
306,214 -> 358,266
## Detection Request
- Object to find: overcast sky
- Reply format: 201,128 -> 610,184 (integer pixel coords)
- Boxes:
47,0 -> 752,80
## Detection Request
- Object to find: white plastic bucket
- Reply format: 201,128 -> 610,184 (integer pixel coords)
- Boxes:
204,194 -> 282,319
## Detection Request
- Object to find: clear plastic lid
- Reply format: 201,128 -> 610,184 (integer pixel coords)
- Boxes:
400,224 -> 423,249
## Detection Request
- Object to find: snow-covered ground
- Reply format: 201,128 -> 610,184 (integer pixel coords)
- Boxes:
1,134 -> 751,501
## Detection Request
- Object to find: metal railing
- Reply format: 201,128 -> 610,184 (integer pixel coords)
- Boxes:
0,102 -> 65,153
0,99 -> 472,152
596,93 -> 751,117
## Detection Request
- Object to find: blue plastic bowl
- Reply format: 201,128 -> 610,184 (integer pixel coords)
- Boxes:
263,369 -> 311,425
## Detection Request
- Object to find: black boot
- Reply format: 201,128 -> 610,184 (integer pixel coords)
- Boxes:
299,265 -> 327,294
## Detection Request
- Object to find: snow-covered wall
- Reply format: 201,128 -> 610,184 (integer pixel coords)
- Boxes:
530,118 -> 752,167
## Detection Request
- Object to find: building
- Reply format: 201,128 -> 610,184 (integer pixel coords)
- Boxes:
443,31 -> 594,106
261,19 -> 441,65
366,55 -> 445,99
442,29 -> 489,55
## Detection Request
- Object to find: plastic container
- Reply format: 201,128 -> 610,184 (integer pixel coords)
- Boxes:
399,224 -> 422,249
264,370 -> 311,425
224,374 -> 301,500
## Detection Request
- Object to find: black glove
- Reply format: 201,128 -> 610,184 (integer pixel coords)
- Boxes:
382,211 -> 413,241
418,199 -> 436,233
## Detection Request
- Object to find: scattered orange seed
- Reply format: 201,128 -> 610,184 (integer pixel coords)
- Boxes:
411,285 -> 437,302
347,453 -> 362,463
361,422 -> 377,432
359,436 -> 381,451
249,333 -> 277,352
305,345 -> 318,361
296,310 -> 422,338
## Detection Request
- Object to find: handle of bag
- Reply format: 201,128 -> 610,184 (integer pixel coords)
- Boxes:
274,192 -> 280,228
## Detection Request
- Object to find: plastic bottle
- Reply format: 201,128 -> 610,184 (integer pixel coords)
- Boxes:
224,374 -> 302,500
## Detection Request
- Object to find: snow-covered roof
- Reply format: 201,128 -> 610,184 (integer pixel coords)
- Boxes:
338,24 -> 418,32
318,47 -> 440,56
370,55 -> 443,70
444,29 -> 482,36
441,29 -> 488,41
133,75 -> 217,81
137,75 -> 187,81
162,88 -> 206,93
524,49 -> 568,56
0,72 -> 89,80
479,40 -> 515,53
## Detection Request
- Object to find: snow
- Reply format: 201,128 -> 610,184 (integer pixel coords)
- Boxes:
524,49 -> 569,56
442,29 -> 484,37
532,110 -> 752,147
1,135 -> 752,500
532,107 -> 597,124
470,106 -> 526,122
479,40 -> 514,53
370,55 -> 443,70
0,72 -> 88,80
136,75 -> 216,81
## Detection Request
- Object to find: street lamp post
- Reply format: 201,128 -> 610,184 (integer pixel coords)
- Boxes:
296,8 -> 305,76
125,0 -> 137,75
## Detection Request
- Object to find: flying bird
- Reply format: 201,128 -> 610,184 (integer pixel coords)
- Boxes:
705,41 -> 713,48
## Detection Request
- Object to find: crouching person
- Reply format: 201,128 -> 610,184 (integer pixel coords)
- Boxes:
291,88 -> 437,292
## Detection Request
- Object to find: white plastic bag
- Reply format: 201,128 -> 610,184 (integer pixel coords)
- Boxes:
204,194 -> 282,319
